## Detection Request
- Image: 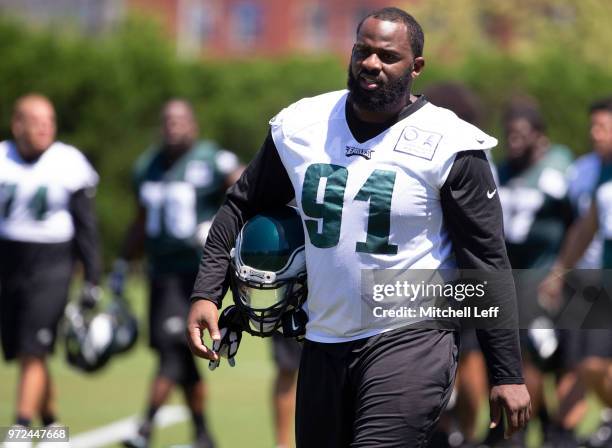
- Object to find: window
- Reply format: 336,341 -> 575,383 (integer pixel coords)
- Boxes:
177,0 -> 218,56
302,3 -> 327,50
230,2 -> 263,49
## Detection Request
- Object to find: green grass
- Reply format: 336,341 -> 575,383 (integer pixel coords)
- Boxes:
0,277 -> 608,447
0,278 -> 278,448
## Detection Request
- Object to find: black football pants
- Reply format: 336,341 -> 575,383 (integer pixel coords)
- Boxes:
295,327 -> 458,448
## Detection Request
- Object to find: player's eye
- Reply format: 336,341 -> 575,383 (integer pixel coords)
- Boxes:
352,46 -> 369,58
379,53 -> 400,63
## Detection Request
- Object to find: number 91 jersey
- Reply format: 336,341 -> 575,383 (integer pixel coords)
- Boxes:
133,141 -> 238,274
0,141 -> 98,243
270,90 -> 497,342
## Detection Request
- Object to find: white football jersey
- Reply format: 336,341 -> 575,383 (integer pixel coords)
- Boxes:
270,90 -> 497,342
0,141 -> 99,243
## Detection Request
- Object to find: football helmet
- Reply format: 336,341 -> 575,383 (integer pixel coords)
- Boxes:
64,296 -> 138,372
230,206 -> 307,337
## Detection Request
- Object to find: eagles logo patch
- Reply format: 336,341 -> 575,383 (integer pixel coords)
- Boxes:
345,145 -> 373,160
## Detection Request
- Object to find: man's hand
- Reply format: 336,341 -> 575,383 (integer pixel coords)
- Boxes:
538,268 -> 565,313
186,299 -> 221,361
489,384 -> 531,439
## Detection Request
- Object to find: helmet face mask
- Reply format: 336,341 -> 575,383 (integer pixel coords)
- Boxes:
230,206 -> 307,337
232,272 -> 306,336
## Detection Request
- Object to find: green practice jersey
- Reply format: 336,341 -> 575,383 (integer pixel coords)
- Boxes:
595,161 -> 612,268
498,145 -> 574,269
133,141 -> 239,274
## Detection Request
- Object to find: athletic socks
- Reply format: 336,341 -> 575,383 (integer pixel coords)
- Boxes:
192,412 -> 215,448
145,405 -> 158,424
192,411 -> 206,437
15,416 -> 31,428
41,414 -> 57,427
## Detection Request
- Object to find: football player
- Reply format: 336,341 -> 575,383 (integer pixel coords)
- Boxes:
187,7 -> 530,447
493,98 -> 582,447
539,97 -> 612,448
0,94 -> 101,435
114,99 -> 242,448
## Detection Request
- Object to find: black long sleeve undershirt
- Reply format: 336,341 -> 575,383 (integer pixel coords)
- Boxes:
440,151 -> 524,385
191,110 -> 523,385
69,187 -> 102,284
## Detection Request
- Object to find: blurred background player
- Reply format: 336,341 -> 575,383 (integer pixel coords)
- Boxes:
113,98 -> 242,448
424,82 -> 489,448
492,98 -> 583,447
539,97 -> 612,448
0,94 -> 101,435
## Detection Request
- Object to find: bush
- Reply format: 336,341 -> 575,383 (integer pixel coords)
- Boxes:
2,16 -> 611,266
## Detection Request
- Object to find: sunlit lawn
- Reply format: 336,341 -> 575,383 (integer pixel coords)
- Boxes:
0,278 -> 278,448
0,277 -> 606,447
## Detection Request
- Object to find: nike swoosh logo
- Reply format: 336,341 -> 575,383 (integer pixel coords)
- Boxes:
487,189 -> 497,199
476,138 -> 485,144
291,316 -> 300,332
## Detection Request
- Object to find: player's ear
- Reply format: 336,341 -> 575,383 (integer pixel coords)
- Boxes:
411,57 -> 425,79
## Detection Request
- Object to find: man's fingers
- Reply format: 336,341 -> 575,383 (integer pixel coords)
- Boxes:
187,326 -> 218,361
504,406 -> 519,439
187,326 -> 206,355
489,400 -> 501,429
208,316 -> 221,341
527,401 -> 533,421
186,300 -> 221,360
518,408 -> 527,430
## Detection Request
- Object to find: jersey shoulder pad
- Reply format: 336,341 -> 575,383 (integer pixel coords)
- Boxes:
403,104 -> 497,189
52,142 -> 99,191
192,140 -> 220,158
132,146 -> 161,185
544,144 -> 574,172
192,141 -> 240,175
269,90 -> 347,140
421,103 -> 497,155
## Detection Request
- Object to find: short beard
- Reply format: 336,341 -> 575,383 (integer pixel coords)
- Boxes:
347,65 -> 412,113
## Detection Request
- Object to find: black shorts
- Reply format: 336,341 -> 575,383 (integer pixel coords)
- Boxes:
149,272 -> 196,352
521,329 -> 586,372
296,327 -> 458,448
0,240 -> 72,361
271,333 -> 302,372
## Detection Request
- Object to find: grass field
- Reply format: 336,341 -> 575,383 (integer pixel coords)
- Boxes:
0,278 -> 278,448
0,278 -> 607,447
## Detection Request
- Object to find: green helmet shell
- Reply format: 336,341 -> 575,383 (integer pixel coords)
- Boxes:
234,206 -> 306,285
230,206 -> 307,336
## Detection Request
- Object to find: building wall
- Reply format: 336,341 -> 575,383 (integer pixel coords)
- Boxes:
128,0 -> 398,58
0,0 -> 124,33
0,0 -> 409,57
